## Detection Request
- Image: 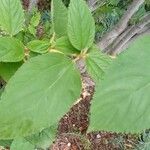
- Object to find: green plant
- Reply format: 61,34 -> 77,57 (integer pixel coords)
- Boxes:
0,0 -> 149,149
135,130 -> 150,150
0,0 -> 97,148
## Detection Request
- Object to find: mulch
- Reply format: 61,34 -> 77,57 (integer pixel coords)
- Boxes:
22,0 -> 51,11
50,94 -> 138,150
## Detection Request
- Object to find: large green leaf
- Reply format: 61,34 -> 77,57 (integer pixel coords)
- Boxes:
0,37 -> 24,62
68,0 -> 95,50
10,138 -> 34,150
0,62 -> 22,82
27,40 -> 50,54
0,53 -> 81,139
86,45 -> 111,82
89,35 -> 150,133
0,0 -> 24,35
55,36 -> 79,54
52,0 -> 68,37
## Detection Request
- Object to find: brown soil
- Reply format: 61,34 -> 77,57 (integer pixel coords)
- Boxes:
50,133 -> 90,150
87,132 -> 137,150
37,0 -> 51,11
22,0 -> 51,11
50,94 -> 138,150
22,0 -> 29,10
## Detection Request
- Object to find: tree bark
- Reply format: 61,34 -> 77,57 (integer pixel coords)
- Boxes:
108,14 -> 150,55
97,0 -> 145,51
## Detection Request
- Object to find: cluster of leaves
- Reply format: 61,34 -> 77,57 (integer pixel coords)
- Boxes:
0,0 -> 107,149
0,0 -> 150,149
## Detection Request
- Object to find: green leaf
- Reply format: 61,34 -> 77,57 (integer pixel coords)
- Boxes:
55,36 -> 79,54
0,0 -> 24,35
0,62 -> 22,82
10,138 -> 34,150
30,12 -> 41,27
52,0 -> 68,37
0,37 -> 24,62
0,53 -> 81,139
27,40 -> 50,54
68,0 -> 95,50
89,35 -> 150,133
26,125 -> 57,149
86,46 -> 111,82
